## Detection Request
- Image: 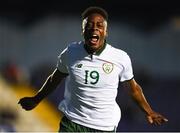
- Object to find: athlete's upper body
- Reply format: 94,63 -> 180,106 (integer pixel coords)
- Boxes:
18,6 -> 168,131
57,41 -> 133,130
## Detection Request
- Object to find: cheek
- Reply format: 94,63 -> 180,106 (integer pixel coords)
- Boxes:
100,31 -> 107,38
104,28 -> 108,37
104,31 -> 108,37
83,30 -> 89,39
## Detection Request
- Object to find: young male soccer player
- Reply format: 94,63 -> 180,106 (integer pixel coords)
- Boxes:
18,6 -> 168,132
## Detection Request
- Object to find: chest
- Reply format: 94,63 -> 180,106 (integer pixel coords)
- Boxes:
68,55 -> 123,87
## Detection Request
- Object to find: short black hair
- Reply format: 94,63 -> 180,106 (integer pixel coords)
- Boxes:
81,6 -> 108,21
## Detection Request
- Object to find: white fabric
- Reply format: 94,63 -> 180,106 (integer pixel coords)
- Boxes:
57,41 -> 134,131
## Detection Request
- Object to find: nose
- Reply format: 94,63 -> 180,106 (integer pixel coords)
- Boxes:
92,24 -> 98,31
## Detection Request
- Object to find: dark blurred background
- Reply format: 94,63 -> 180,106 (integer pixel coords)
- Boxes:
0,0 -> 180,132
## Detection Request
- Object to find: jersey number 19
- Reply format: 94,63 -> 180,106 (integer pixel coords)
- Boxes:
85,70 -> 99,85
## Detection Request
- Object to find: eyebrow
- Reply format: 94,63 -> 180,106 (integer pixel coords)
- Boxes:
82,18 -> 107,29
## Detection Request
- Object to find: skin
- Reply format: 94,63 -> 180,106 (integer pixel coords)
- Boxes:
82,13 -> 107,54
123,79 -> 168,125
18,69 -> 68,110
18,13 -> 168,126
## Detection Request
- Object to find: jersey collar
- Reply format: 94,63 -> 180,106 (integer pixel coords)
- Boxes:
84,41 -> 107,56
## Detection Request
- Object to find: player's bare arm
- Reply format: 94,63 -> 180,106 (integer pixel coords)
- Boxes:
18,68 -> 68,111
123,78 -> 168,125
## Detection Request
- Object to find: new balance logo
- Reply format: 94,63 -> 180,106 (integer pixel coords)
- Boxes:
75,64 -> 83,68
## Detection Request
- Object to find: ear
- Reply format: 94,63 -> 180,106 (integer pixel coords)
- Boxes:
106,30 -> 108,37
105,28 -> 108,37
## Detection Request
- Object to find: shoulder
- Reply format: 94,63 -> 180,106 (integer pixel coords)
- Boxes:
58,41 -> 82,61
62,41 -> 84,57
106,43 -> 130,60
60,41 -> 82,54
67,41 -> 83,49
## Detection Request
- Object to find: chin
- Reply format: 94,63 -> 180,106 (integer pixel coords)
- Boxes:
89,44 -> 99,50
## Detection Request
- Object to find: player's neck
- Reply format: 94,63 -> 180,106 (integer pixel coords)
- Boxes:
84,41 -> 107,55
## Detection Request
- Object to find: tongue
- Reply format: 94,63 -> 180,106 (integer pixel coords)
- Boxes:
92,38 -> 98,42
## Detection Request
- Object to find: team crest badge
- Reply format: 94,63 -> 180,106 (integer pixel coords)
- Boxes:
102,63 -> 114,74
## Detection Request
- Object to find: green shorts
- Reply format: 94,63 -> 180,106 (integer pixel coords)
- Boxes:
59,115 -> 116,132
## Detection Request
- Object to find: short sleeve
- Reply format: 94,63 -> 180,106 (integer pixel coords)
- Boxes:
120,53 -> 134,82
56,48 -> 69,74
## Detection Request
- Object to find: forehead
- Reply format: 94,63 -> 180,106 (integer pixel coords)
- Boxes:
86,13 -> 106,22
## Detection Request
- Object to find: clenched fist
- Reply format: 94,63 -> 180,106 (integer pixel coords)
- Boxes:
18,97 -> 40,111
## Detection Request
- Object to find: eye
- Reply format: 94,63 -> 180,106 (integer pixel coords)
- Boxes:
97,23 -> 104,28
86,23 -> 93,29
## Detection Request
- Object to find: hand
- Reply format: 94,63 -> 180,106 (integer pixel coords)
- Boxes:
18,97 -> 40,111
147,111 -> 168,125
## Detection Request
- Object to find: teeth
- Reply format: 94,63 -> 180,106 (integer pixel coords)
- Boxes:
92,35 -> 98,37
89,34 -> 99,43
91,35 -> 99,39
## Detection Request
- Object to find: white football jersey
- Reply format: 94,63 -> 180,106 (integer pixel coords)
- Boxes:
57,41 -> 134,131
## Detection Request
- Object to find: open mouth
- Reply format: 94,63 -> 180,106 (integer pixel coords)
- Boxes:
89,34 -> 99,44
